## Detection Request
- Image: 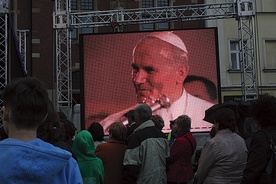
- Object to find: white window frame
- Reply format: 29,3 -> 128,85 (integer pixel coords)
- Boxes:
229,40 -> 240,70
263,39 -> 276,70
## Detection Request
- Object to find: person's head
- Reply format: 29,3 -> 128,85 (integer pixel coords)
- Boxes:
171,115 -> 191,133
134,103 -> 152,126
132,31 -> 189,105
213,108 -> 236,132
108,122 -> 127,142
250,94 -> 276,128
124,110 -> 135,126
58,111 -> 68,121
184,75 -> 217,103
87,122 -> 105,141
2,77 -> 48,135
62,119 -> 77,141
37,99 -> 66,144
151,115 -> 164,130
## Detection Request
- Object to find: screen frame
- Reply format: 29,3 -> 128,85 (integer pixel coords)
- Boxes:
79,28 -> 221,133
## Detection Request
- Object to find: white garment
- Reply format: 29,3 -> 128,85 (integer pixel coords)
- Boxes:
100,90 -> 214,134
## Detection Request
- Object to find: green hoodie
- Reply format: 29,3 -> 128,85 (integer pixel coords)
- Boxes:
73,130 -> 104,184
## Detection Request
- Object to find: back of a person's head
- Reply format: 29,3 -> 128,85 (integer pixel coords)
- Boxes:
135,103 -> 152,123
151,115 -> 164,130
2,77 -> 48,130
109,122 -> 127,142
87,122 -> 105,141
58,111 -> 68,121
214,108 -> 236,132
62,119 -> 77,140
37,99 -> 66,144
124,110 -> 135,123
251,94 -> 276,127
73,130 -> 95,158
175,115 -> 191,131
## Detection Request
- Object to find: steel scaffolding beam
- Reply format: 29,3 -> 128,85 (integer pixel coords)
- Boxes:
0,0 -> 9,125
54,0 -> 257,117
54,0 -> 72,118
237,0 -> 258,101
17,30 -> 28,75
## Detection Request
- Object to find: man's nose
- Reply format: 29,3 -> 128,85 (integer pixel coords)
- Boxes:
133,69 -> 147,84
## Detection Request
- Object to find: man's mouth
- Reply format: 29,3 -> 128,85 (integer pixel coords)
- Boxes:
136,89 -> 151,95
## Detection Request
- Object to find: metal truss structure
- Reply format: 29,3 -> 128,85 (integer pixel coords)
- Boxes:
17,30 -> 28,75
0,0 -> 9,115
0,0 -> 257,118
53,0 -> 258,117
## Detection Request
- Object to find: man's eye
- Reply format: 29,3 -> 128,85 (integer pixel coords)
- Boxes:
132,66 -> 139,73
144,66 -> 155,74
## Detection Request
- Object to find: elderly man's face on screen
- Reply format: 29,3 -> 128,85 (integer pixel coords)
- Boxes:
131,36 -> 188,105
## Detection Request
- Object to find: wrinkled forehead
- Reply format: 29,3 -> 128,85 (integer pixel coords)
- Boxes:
133,37 -> 188,65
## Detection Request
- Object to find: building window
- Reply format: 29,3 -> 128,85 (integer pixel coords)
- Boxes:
264,40 -> 276,69
230,41 -> 240,70
81,0 -> 93,10
70,0 -> 94,39
141,0 -> 170,30
71,0 -> 77,10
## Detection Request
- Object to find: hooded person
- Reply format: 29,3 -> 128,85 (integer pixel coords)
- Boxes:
73,130 -> 104,184
0,77 -> 83,183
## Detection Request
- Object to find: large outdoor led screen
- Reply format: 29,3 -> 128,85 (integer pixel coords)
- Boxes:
80,28 -> 220,134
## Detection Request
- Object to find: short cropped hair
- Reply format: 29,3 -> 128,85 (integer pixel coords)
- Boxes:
174,115 -> 191,130
2,77 -> 48,130
108,122 -> 127,142
135,103 -> 152,123
151,115 -> 165,130
214,108 -> 236,132
250,94 -> 276,127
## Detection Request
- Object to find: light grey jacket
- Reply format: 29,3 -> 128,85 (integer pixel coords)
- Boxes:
196,129 -> 248,184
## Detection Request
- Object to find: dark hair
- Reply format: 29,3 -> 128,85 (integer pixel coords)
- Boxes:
37,99 -> 66,144
58,111 -> 68,121
151,115 -> 164,130
209,126 -> 217,138
184,75 -> 217,100
214,108 -> 236,132
87,122 -> 105,141
109,122 -> 127,142
62,119 -> 77,141
250,94 -> 276,127
135,103 -> 152,123
175,115 -> 191,130
2,77 -> 48,130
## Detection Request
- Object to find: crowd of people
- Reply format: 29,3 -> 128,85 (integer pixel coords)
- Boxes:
0,77 -> 276,184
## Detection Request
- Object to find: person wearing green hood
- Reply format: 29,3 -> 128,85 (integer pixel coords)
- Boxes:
73,130 -> 104,184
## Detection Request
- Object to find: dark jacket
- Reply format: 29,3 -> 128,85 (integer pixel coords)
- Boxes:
95,138 -> 127,184
167,131 -> 196,183
241,126 -> 276,184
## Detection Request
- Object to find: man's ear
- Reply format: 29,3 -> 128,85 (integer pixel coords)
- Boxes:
2,106 -> 9,122
177,65 -> 189,84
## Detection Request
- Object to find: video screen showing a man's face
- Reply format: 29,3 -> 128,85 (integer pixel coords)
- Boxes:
81,29 -> 219,133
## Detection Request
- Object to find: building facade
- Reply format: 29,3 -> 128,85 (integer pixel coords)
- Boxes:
7,0 -> 276,107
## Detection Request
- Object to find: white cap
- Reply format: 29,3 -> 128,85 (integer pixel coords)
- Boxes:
146,31 -> 188,54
